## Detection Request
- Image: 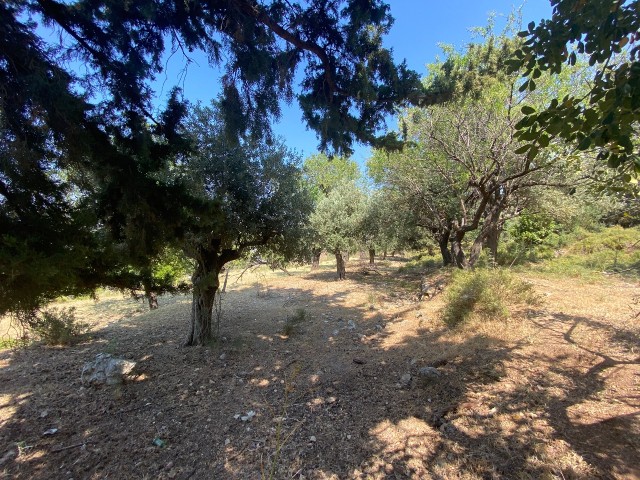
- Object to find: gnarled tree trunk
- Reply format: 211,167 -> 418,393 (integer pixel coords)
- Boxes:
468,207 -> 504,268
368,248 -> 375,265
484,214 -> 503,265
335,250 -> 346,280
450,231 -> 468,269
436,230 -> 452,267
186,256 -> 221,346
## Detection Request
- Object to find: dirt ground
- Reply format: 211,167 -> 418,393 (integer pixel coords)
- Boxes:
0,258 -> 638,479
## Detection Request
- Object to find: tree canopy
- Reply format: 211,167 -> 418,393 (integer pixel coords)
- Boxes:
0,0 -> 424,319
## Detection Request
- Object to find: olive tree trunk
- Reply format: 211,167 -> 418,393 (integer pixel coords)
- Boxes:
311,248 -> 322,270
436,230 -> 453,267
468,207 -> 504,268
450,231 -> 468,269
368,248 -> 375,265
147,292 -> 158,310
335,251 -> 346,280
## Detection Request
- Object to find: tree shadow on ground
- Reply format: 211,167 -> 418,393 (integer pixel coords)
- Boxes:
0,269 -> 637,479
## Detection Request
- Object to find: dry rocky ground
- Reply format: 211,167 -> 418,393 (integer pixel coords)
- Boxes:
0,258 -> 638,479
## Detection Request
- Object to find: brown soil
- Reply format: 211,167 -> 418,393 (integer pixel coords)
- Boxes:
1,259 -> 638,479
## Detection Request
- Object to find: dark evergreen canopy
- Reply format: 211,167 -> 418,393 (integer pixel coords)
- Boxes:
0,0 -> 423,315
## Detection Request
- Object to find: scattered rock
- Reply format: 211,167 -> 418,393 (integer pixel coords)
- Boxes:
309,435 -> 316,442
219,353 -> 227,361
420,278 -> 445,299
346,320 -> 356,330
42,428 -> 58,436
81,353 -> 136,387
399,373 -> 412,388
353,358 -> 366,365
418,367 -> 441,380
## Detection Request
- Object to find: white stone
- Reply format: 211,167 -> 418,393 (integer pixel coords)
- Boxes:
81,353 -> 136,387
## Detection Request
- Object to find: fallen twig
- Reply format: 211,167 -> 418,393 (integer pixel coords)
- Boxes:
51,440 -> 94,453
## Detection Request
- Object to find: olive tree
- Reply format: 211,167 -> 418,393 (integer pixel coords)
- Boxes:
179,104 -> 312,345
310,181 -> 366,279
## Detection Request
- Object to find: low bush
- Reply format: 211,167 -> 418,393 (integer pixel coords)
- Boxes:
442,269 -> 539,327
27,307 -> 89,345
281,308 -> 306,336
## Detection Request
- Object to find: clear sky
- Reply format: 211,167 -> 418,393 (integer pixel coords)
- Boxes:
153,1 -> 553,167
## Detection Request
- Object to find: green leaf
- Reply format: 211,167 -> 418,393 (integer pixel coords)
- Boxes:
521,106 -> 536,115
583,108 -> 599,126
514,144 -> 531,154
538,134 -> 550,148
577,136 -> 592,151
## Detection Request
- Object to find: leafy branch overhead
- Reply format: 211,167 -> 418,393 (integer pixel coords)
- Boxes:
511,0 -> 640,173
29,0 -> 424,155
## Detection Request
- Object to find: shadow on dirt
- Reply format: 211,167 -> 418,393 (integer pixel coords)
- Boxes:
0,264 -> 638,479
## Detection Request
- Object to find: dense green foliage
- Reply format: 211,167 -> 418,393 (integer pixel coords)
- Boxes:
303,154 -> 360,197
310,181 -> 366,257
1,0 -> 423,321
508,226 -> 640,279
512,0 -> 640,172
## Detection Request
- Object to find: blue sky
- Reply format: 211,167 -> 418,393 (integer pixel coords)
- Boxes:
153,1 -> 553,166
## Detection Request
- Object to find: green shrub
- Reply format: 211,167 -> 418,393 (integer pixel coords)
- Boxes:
28,307 -> 89,345
442,269 -> 538,327
281,308 -> 306,336
398,252 -> 440,273
526,226 -> 640,279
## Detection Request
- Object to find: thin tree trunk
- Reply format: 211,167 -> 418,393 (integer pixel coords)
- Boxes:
335,251 -> 346,280
383,250 -> 387,260
186,258 -> 220,346
311,248 -> 322,270
142,270 -> 158,310
368,248 -> 375,265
